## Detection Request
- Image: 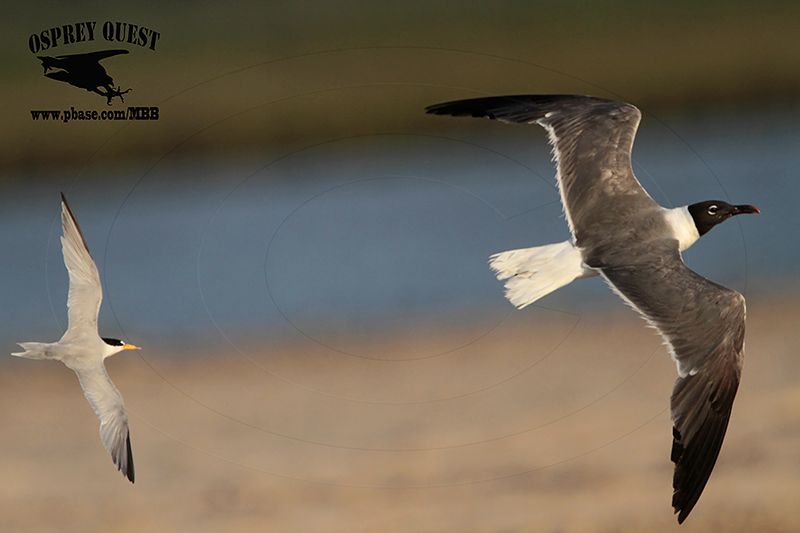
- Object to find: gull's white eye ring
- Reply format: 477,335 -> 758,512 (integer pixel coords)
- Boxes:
707,205 -> 718,215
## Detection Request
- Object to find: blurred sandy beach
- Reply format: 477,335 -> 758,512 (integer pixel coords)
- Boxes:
2,292 -> 797,532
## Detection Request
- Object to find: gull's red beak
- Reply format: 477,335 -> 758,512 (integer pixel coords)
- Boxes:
734,204 -> 760,215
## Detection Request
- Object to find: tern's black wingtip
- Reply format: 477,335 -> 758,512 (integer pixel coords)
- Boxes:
124,432 -> 135,484
60,191 -> 67,203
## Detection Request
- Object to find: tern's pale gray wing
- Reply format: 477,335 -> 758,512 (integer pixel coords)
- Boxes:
599,244 -> 744,524
59,193 -> 102,341
74,364 -> 135,482
426,95 -> 658,246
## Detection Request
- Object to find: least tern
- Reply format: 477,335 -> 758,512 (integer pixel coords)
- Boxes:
13,193 -> 139,482
427,95 -> 758,523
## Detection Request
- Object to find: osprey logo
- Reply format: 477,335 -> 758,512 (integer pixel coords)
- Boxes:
29,20 -> 161,121
37,49 -> 131,106
28,20 -> 161,105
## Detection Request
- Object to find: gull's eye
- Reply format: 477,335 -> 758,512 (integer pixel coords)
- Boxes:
707,205 -> 718,216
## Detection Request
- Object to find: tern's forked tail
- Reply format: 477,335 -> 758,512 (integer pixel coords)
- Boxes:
489,240 -> 594,308
11,342 -> 55,360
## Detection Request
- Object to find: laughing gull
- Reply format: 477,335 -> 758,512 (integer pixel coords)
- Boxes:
426,95 -> 759,523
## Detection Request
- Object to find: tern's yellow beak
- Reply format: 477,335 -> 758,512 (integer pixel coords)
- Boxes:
122,343 -> 141,351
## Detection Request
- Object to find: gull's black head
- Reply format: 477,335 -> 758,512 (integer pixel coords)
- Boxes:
688,200 -> 760,236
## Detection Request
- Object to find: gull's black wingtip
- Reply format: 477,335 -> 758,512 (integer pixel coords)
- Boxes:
60,191 -> 67,203
425,94 -> 627,123
673,494 -> 695,524
671,426 -> 691,524
424,97 -> 503,119
424,101 -> 455,116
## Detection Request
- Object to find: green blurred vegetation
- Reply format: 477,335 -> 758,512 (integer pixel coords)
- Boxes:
2,1 -> 799,171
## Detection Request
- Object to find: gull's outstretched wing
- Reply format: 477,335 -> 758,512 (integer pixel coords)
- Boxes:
600,244 -> 744,524
74,364 -> 135,483
426,95 -> 657,246
59,193 -> 102,342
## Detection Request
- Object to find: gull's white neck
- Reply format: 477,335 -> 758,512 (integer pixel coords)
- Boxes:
664,206 -> 700,252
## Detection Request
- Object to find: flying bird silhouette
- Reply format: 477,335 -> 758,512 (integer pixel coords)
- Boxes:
426,94 -> 759,523
37,49 -> 131,105
13,193 -> 139,482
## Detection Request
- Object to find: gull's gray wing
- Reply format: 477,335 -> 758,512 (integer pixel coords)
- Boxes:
74,364 -> 135,483
59,193 -> 103,342
599,243 -> 744,524
425,95 -> 659,247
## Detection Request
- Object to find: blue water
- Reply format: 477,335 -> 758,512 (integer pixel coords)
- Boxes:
1,108 -> 797,353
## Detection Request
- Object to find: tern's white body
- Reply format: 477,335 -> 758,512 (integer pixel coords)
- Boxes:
20,338 -> 122,367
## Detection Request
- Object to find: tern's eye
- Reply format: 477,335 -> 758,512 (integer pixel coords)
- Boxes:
707,205 -> 718,216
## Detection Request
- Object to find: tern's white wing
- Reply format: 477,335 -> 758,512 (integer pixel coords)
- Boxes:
74,364 -> 135,482
59,193 -> 102,341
